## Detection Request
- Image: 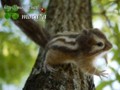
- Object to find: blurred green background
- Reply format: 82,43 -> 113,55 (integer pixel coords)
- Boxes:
0,0 -> 120,90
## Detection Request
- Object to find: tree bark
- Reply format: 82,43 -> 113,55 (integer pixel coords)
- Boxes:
23,0 -> 95,90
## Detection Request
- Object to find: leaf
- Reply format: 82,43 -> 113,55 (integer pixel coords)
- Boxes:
96,80 -> 114,90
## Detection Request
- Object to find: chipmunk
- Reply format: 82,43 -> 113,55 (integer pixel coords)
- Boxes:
1,0 -> 112,77
43,28 -> 112,77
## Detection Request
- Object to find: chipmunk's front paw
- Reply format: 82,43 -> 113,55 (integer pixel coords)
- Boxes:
96,70 -> 108,79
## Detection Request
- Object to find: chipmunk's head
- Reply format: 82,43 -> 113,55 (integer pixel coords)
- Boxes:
77,28 -> 112,57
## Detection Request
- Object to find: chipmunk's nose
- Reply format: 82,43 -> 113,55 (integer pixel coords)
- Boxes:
104,41 -> 112,50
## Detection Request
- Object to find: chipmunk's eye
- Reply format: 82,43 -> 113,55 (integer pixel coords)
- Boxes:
96,42 -> 103,47
89,41 -> 105,53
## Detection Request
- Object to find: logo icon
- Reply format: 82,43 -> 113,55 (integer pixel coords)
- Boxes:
40,8 -> 46,13
4,5 -> 19,20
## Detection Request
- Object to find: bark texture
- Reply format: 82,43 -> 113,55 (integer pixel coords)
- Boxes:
23,0 -> 95,90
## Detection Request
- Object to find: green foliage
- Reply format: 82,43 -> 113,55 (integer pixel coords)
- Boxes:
0,2 -> 38,86
0,31 -> 37,84
31,0 -> 43,6
96,80 -> 114,90
92,0 -> 120,90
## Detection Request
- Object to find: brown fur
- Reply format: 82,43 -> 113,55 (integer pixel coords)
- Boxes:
44,29 -> 112,77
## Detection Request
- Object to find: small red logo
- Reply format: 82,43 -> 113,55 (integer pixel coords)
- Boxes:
40,8 -> 46,13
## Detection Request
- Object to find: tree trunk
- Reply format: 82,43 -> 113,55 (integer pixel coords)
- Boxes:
23,0 -> 95,90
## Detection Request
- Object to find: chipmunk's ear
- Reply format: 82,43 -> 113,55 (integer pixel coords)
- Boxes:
81,29 -> 90,35
76,29 -> 89,41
